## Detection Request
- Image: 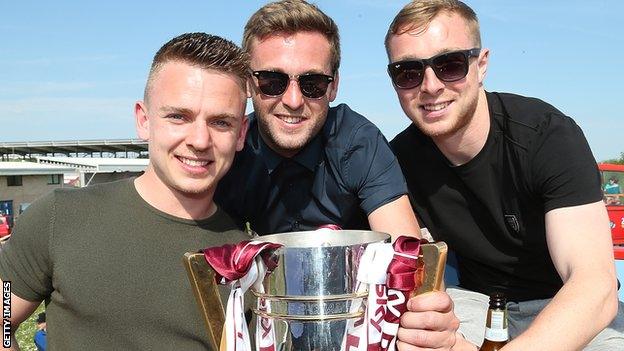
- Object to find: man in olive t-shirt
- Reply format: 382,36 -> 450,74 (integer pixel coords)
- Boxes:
0,32 -> 251,350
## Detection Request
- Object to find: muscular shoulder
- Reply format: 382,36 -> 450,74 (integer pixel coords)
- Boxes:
490,92 -> 600,208
492,92 -> 562,120
490,92 -> 578,148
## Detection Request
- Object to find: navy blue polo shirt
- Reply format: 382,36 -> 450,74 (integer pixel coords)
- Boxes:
215,103 -> 408,235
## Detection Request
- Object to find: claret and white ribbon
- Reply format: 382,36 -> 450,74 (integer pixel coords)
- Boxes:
380,237 -> 423,351
342,242 -> 395,351
204,240 -> 282,351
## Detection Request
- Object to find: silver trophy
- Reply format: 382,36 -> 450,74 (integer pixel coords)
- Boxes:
184,230 -> 447,351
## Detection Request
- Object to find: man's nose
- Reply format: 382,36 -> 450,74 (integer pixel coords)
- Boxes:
280,79 -> 305,110
420,66 -> 445,95
186,121 -> 212,151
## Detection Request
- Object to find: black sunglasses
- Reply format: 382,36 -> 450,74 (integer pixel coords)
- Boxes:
388,48 -> 481,89
252,70 -> 334,99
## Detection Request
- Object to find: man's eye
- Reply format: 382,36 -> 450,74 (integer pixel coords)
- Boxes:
166,114 -> 185,120
212,120 -> 232,128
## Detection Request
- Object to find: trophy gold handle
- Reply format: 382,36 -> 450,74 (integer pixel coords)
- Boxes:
183,252 -> 226,350
412,241 -> 448,296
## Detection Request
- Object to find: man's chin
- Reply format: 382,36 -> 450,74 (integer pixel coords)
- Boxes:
413,114 -> 469,139
172,181 -> 215,198
413,120 -> 450,138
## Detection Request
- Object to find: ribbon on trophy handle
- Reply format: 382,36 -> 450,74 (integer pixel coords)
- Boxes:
204,241 -> 282,351
253,264 -> 276,351
379,236 -> 425,351
342,242 -> 395,351
316,224 -> 342,231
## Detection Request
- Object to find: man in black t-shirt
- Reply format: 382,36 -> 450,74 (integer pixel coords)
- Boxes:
385,1 -> 622,350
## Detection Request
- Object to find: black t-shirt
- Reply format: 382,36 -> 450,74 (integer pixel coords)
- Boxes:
216,103 -> 407,234
391,92 -> 602,301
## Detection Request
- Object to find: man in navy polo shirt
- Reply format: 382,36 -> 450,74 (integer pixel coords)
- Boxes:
216,2 -> 463,349
216,0 -> 420,240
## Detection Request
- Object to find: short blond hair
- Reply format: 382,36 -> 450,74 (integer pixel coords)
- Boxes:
385,0 -> 481,54
242,0 -> 340,74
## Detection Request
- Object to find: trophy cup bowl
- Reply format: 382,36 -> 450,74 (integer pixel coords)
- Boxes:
251,230 -> 390,350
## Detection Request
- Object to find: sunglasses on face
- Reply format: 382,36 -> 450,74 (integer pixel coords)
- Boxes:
388,48 -> 481,89
252,70 -> 334,99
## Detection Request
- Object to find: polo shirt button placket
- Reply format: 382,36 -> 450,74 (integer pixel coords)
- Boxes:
292,220 -> 300,231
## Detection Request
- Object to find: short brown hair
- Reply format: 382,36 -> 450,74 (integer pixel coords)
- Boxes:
385,0 -> 481,54
145,32 -> 249,100
242,0 -> 340,74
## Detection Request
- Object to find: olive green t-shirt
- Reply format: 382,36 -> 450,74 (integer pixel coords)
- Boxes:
0,178 -> 251,350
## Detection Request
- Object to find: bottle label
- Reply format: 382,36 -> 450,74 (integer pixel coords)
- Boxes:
485,310 -> 508,342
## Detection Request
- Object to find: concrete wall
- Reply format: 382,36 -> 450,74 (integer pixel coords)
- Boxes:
0,174 -> 65,221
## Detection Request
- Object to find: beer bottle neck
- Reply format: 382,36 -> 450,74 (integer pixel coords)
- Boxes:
484,306 -> 508,343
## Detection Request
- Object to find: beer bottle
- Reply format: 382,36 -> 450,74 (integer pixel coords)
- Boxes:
480,292 -> 509,350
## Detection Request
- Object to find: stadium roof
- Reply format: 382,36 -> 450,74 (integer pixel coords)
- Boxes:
0,139 -> 148,159
0,162 -> 76,176
36,156 -> 149,173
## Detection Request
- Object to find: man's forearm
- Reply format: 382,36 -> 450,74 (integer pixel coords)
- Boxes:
502,274 -> 617,350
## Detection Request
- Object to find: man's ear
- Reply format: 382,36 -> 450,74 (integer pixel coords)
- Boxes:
246,76 -> 255,99
236,115 -> 249,152
135,101 -> 150,141
327,70 -> 339,102
477,48 -> 490,85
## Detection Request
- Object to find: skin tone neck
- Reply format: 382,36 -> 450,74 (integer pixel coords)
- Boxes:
135,170 -> 218,219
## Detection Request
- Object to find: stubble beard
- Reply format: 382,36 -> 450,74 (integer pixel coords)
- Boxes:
257,116 -> 309,156
416,94 -> 479,139
253,101 -> 325,158
152,160 -> 216,197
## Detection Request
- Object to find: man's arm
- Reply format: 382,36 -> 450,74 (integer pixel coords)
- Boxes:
1,279 -> 41,351
505,201 -> 619,350
368,195 -> 421,240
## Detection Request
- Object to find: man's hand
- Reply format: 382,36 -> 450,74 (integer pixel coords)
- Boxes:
396,291 -> 460,350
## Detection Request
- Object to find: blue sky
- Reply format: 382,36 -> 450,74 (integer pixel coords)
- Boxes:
1,0 -> 622,161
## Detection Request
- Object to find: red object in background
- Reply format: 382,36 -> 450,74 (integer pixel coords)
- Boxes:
0,215 -> 10,238
614,246 -> 624,260
598,163 -> 624,246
